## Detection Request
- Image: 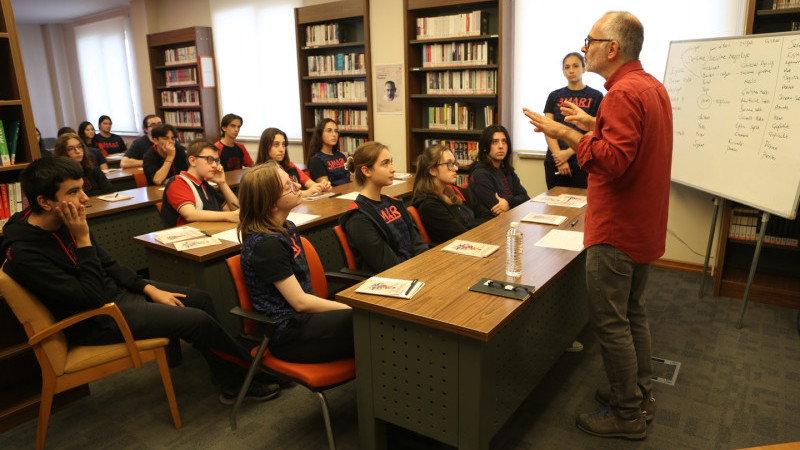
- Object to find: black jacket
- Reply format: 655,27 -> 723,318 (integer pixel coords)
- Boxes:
411,186 -> 490,244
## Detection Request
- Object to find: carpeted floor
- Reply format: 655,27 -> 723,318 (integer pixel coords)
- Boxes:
1,267 -> 798,449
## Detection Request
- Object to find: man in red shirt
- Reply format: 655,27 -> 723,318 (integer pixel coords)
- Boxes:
524,11 -> 672,440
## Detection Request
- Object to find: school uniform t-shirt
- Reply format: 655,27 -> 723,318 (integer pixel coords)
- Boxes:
543,86 -> 603,153
92,133 -> 127,156
309,151 -> 350,186
358,196 -> 415,262
214,141 -> 254,171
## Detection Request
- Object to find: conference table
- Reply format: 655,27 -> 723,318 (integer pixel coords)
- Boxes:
132,177 -> 415,335
335,186 -> 589,450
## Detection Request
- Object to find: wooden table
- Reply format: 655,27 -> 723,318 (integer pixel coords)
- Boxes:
133,178 -> 415,334
104,167 -> 141,191
335,187 -> 589,450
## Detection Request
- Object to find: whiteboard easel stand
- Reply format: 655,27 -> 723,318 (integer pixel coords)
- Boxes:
736,211 -> 770,329
699,197 -> 721,298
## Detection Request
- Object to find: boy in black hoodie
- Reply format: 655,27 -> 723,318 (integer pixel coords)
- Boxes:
1,157 -> 280,405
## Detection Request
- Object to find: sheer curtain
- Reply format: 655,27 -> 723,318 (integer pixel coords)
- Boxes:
74,15 -> 140,134
210,0 -> 303,140
510,0 -> 746,153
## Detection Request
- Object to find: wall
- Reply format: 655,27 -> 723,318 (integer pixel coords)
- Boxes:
17,24 -> 58,137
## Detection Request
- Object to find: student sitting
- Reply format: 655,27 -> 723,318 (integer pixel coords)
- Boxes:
214,113 -> 254,171
307,119 -> 350,186
92,115 -> 127,156
53,133 -> 113,197
411,144 -> 490,244
256,127 -> 331,197
2,157 -> 281,405
238,162 -> 353,363
161,139 -> 239,228
143,123 -> 189,185
58,126 -> 107,171
77,121 -> 109,171
338,142 -> 429,273
468,124 -> 529,216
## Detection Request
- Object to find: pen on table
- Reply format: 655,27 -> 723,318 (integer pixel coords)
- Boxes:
404,279 -> 418,296
199,230 -> 212,237
113,193 -> 119,198
570,217 -> 579,227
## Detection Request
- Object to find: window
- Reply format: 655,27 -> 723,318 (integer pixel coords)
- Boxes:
510,0 -> 746,153
73,15 -> 140,134
210,0 -> 303,141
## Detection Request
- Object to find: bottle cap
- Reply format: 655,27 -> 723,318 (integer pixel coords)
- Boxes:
510,222 -> 520,228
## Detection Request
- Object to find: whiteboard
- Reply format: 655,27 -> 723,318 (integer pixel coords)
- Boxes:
665,32 -> 800,219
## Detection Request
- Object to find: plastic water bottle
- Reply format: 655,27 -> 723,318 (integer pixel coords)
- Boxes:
505,222 -> 523,277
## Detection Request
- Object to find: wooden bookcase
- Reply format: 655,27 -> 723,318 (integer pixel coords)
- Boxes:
403,0 -> 504,172
146,27 -> 219,143
0,0 -> 88,433
711,0 -> 800,309
295,0 -> 373,163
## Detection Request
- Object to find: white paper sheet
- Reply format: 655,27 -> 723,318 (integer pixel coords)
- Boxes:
534,229 -> 584,252
336,191 -> 360,201
213,228 -> 241,243
287,212 -> 320,226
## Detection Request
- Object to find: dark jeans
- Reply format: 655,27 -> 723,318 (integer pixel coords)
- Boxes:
269,309 -> 354,364
586,244 -> 653,420
544,157 -> 588,190
80,280 -> 253,392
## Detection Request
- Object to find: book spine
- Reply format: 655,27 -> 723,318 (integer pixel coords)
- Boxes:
0,184 -> 10,223
5,120 -> 20,164
0,120 -> 9,166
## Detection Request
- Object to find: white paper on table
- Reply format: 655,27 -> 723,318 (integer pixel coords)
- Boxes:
534,229 -> 584,252
213,228 -> 242,243
336,191 -> 360,201
287,212 -> 320,226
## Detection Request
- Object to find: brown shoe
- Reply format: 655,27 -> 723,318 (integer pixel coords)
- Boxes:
576,407 -> 646,440
595,388 -> 655,422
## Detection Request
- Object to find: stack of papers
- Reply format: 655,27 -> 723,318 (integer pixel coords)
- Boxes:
441,240 -> 499,258
355,277 -> 425,299
534,229 -> 584,252
521,213 -> 567,225
531,193 -> 587,208
97,193 -> 133,202
154,226 -> 206,244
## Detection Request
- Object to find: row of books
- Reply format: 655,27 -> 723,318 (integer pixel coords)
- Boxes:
177,130 -> 204,143
305,23 -> 343,47
421,41 -> 494,67
308,53 -> 366,76
164,45 -> 197,65
163,110 -> 202,128
313,108 -> 368,131
0,119 -> 22,166
771,0 -> 800,9
728,205 -> 799,247
415,10 -> 488,40
424,139 -> 478,166
427,104 -> 475,130
161,89 -> 200,107
0,182 -> 28,226
338,136 -> 366,155
424,70 -> 497,95
165,68 -> 198,86
310,81 -> 367,103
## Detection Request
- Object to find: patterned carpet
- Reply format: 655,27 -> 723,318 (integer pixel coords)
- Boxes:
1,267 -> 798,449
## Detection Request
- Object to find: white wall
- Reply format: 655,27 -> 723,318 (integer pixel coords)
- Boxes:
17,24 -> 58,138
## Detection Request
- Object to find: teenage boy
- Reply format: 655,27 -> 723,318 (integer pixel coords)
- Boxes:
122,114 -> 162,168
161,139 -> 239,228
468,124 -> 529,217
1,157 -> 280,404
143,123 -> 189,185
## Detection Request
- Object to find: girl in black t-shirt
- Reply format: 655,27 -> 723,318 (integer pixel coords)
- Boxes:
256,127 -> 331,197
53,133 -> 113,197
306,118 -> 351,186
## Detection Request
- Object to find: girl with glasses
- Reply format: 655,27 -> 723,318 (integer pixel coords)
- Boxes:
160,138 -> 240,228
238,161 -> 353,363
256,127 -> 332,197
339,142 -> 429,273
214,113 -> 254,170
411,144 -> 490,244
306,118 -> 351,186
53,133 -> 114,197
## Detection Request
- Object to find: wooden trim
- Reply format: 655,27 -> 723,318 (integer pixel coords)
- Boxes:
652,258 -> 710,274
296,0 -> 364,24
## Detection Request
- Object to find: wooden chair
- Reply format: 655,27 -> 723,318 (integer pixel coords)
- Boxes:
225,238 -> 361,450
133,170 -> 147,188
405,205 -> 432,244
0,267 -> 181,450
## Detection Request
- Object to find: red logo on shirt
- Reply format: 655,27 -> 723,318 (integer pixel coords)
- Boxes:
326,158 -> 345,170
557,97 -> 593,109
380,205 -> 402,224
290,235 -> 302,258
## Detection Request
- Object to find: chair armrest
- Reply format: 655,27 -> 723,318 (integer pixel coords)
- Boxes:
229,306 -> 279,337
339,267 -> 374,278
27,303 -> 144,367
325,271 -> 367,286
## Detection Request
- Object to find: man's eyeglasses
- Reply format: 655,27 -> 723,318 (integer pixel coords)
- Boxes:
196,155 -> 221,165
437,161 -> 459,171
280,181 -> 298,196
585,37 -> 613,50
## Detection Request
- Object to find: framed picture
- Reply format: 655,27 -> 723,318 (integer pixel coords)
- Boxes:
375,64 -> 403,114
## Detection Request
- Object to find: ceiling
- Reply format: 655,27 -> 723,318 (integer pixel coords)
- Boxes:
11,0 -> 130,24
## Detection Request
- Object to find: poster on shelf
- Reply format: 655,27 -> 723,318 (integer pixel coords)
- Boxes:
200,56 -> 216,88
376,64 -> 403,114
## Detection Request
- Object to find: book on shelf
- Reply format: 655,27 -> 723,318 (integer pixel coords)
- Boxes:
425,139 -> 478,166
163,111 -> 202,127
3,120 -> 20,165
308,52 -> 366,76
421,41 -> 493,67
0,120 -> 10,166
310,80 -> 367,103
154,226 -> 207,244
314,108 -> 368,130
164,45 -> 197,65
427,103 -> 475,130
161,89 -> 200,107
521,213 -> 568,226
415,10 -> 489,40
305,23 -> 342,47
772,0 -> 800,10
355,277 -> 425,299
178,131 -> 203,142
730,204 -> 799,247
441,240 -> 499,258
0,184 -> 9,221
165,68 -> 198,86
338,136 -> 366,155
425,69 -> 497,95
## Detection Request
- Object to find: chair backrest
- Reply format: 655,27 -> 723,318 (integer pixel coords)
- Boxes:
332,225 -> 357,270
300,236 -> 328,299
224,254 -> 260,336
405,205 -> 432,244
133,171 -> 147,188
0,267 -> 69,376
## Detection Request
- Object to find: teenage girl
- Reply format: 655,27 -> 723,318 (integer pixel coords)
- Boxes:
53,133 -> 113,196
338,142 -> 429,273
256,127 -> 331,197
237,161 -> 353,363
77,121 -> 109,171
92,115 -> 127,156
307,118 -> 350,186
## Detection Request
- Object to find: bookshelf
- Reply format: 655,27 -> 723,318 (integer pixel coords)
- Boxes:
710,0 -> 800,309
295,0 -> 373,162
146,27 -> 219,143
0,0 -> 89,432
403,0 -> 505,174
